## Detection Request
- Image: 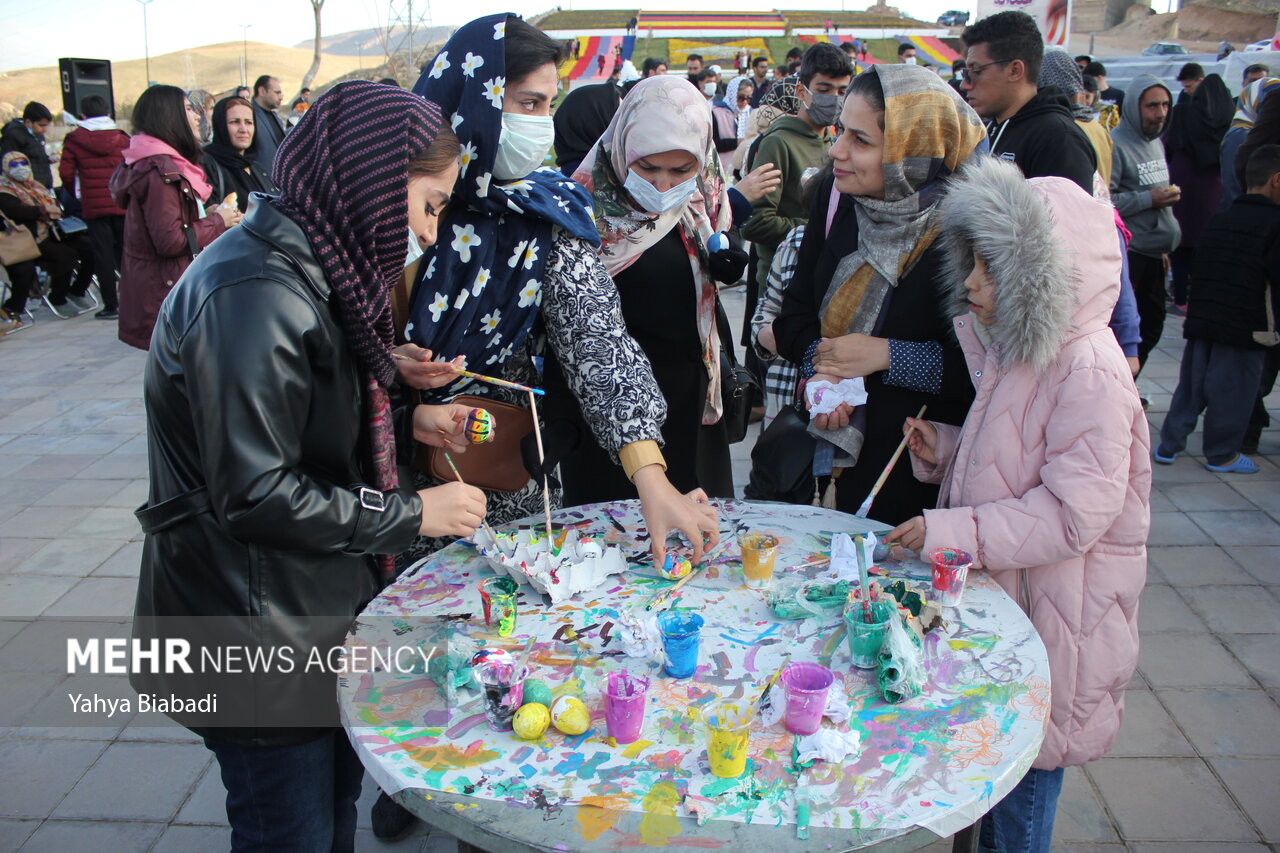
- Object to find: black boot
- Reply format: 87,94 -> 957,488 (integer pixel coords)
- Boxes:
371,790 -> 417,840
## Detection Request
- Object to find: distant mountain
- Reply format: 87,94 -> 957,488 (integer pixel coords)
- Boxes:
295,26 -> 455,57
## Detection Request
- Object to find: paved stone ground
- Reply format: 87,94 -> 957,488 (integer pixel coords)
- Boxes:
0,288 -> 1277,853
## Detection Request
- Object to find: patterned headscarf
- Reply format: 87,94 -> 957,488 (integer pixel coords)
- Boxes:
271,80 -> 444,579
1038,47 -> 1090,120
572,75 -> 732,424
187,90 -> 213,145
821,64 -> 988,335
1233,76 -> 1280,130
406,13 -> 599,399
0,151 -> 56,241
753,74 -> 800,132
724,76 -> 755,137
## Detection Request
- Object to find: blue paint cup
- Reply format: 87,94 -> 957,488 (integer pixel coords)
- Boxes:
657,611 -> 704,679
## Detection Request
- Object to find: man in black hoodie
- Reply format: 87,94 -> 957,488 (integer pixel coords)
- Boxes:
960,11 -> 1096,192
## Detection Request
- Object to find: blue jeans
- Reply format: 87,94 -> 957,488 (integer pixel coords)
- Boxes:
205,730 -> 364,853
978,766 -> 1065,853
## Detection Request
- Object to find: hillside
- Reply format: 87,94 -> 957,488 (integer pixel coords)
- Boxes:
0,41 -> 368,117
294,25 -> 455,57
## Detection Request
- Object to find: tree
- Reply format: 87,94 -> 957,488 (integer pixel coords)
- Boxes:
299,0 -> 325,97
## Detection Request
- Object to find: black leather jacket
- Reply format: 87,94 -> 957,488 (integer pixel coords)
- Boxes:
131,196 -> 423,746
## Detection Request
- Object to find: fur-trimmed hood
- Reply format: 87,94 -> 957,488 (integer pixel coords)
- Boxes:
938,156 -> 1121,373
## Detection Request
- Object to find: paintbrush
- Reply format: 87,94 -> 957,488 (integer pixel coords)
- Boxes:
452,367 -> 545,396
525,390 -> 555,550
853,533 -> 872,621
854,404 -> 927,518
442,452 -> 498,543
754,655 -> 790,717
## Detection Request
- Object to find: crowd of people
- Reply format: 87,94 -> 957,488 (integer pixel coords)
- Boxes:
4,10 -> 1274,853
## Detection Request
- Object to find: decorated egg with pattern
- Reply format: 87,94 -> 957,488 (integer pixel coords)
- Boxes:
549,695 -> 590,735
464,408 -> 495,444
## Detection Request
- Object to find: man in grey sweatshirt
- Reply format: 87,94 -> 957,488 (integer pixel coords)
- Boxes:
1111,74 -> 1182,370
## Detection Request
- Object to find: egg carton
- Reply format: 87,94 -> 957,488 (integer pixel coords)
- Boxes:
473,527 -> 628,604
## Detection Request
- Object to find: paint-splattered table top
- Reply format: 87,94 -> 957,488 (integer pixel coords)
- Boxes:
340,500 -> 1049,852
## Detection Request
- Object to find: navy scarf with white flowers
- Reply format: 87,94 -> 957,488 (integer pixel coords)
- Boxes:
407,13 -> 598,400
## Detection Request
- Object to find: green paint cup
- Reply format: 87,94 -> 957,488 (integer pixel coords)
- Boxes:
844,600 -> 894,669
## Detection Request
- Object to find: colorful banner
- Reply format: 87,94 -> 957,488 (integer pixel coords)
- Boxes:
975,0 -> 1072,46
667,38 -> 772,64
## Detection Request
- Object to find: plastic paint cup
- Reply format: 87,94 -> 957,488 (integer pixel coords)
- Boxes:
602,670 -> 650,744
703,698 -> 752,778
929,548 -> 974,607
779,661 -> 834,735
657,610 -> 704,679
739,533 -> 780,589
479,576 -> 518,637
844,599 -> 894,669
477,661 -> 526,731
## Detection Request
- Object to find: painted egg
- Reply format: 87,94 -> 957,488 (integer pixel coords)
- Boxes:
470,648 -> 511,670
659,554 -> 692,581
513,702 -> 550,739
464,408 -> 495,444
549,695 -> 590,735
522,678 -> 552,708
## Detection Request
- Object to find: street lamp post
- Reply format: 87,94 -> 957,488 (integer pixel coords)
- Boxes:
137,0 -> 154,86
241,24 -> 252,87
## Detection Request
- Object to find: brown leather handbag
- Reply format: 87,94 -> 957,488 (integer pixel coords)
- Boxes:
0,215 -> 40,265
418,394 -> 535,493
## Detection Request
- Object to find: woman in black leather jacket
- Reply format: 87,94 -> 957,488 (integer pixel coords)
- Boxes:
131,81 -> 483,852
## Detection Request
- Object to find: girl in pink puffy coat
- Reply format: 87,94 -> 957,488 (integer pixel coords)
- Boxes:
889,156 -> 1152,852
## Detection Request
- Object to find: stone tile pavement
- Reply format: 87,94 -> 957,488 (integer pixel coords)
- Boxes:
0,290 -> 1276,852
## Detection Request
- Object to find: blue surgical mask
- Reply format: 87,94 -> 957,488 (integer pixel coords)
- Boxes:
493,113 -> 554,181
623,169 -> 698,214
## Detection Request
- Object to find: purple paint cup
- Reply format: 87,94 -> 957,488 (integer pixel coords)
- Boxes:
779,662 -> 834,735
602,670 -> 650,744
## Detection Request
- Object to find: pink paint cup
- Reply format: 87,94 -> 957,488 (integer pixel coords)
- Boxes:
930,548 -> 974,607
779,661 -> 834,736
602,670 -> 650,744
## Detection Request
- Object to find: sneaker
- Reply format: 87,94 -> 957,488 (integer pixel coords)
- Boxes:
1205,454 -> 1260,474
1153,447 -> 1178,464
94,308 -> 119,320
1168,303 -> 1188,317
43,295 -> 76,319
68,292 -> 98,313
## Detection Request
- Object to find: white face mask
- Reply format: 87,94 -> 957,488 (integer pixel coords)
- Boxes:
624,168 -> 698,213
492,112 -> 554,181
903,56 -> 917,65
405,226 -> 424,268
703,82 -> 718,97
7,165 -> 32,183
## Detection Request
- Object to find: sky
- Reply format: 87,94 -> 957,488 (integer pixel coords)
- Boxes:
0,0 -> 983,72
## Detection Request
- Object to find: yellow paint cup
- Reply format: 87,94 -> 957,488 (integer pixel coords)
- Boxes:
703,698 -> 752,779
739,533 -> 780,589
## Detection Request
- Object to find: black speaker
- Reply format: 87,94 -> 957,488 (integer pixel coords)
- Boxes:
59,58 -> 115,119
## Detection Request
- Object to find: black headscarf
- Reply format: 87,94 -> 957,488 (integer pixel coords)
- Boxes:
1166,74 -> 1234,169
204,97 -> 258,170
553,81 -> 621,175
203,97 -> 277,211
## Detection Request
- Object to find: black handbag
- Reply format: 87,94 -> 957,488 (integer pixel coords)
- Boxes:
715,294 -> 759,445
743,404 -> 817,504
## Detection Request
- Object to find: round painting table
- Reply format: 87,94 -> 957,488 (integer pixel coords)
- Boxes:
339,500 -> 1049,852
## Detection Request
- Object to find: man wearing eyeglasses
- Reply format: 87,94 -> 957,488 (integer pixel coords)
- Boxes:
960,11 -> 1096,192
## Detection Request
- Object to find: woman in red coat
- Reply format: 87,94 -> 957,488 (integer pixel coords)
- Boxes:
109,84 -> 240,349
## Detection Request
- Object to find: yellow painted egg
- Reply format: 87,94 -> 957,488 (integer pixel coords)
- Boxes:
512,702 -> 550,740
549,695 -> 590,736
